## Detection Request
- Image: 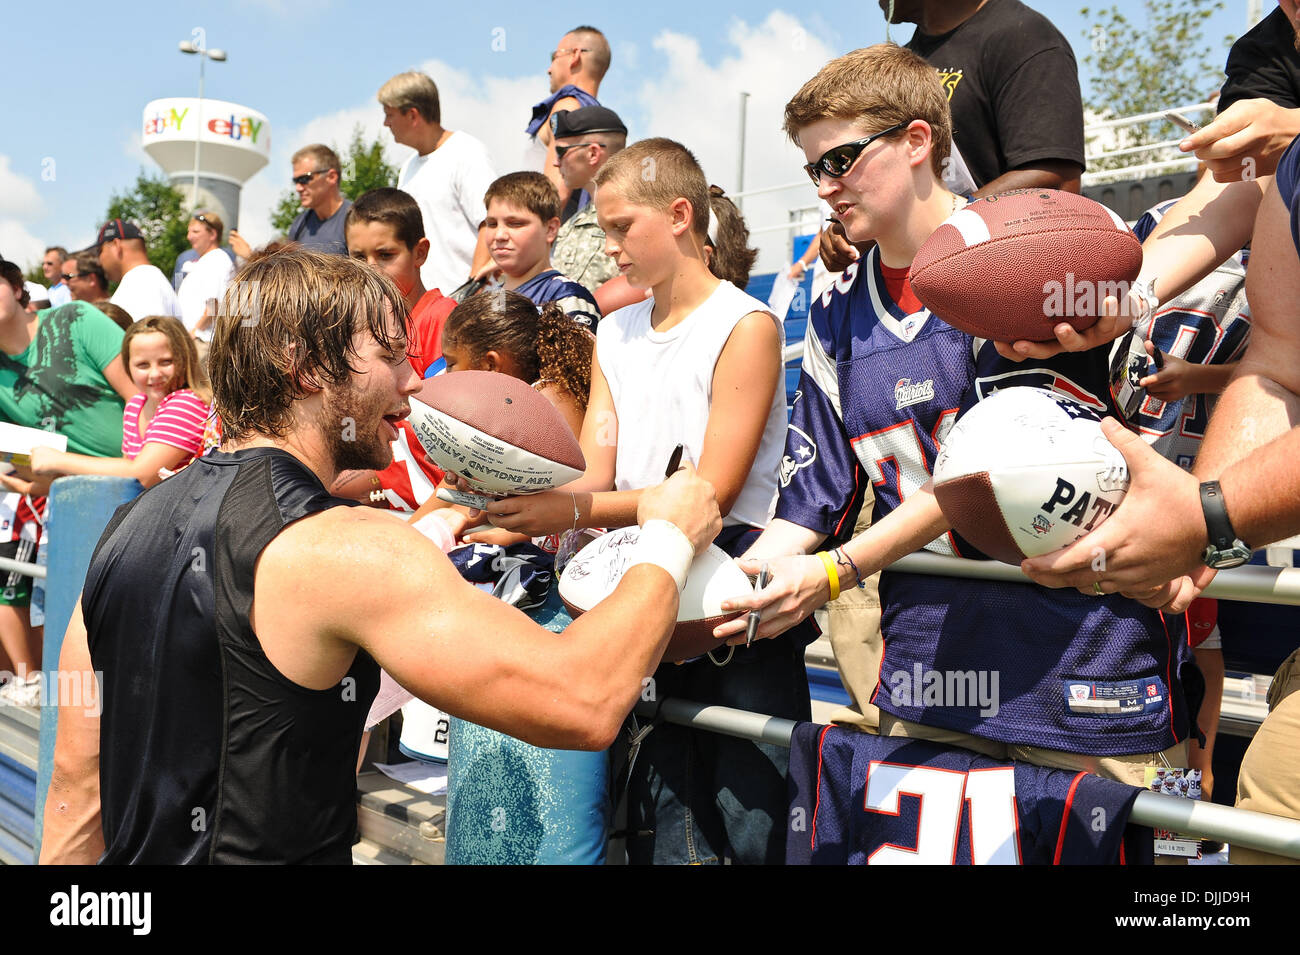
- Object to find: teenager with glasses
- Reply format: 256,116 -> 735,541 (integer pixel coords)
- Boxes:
287,144 -> 351,256
718,45 -> 1196,793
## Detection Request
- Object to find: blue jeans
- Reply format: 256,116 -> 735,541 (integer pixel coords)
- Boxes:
625,525 -> 814,864
626,629 -> 813,864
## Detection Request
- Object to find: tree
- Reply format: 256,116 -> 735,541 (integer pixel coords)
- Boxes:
270,126 -> 399,235
103,172 -> 191,279
1080,0 -> 1234,171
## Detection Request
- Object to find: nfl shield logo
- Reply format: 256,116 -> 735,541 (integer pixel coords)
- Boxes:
1069,684 -> 1090,700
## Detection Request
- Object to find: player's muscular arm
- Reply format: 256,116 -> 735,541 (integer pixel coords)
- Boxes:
269,472 -> 719,750
973,160 -> 1083,197
40,599 -> 106,865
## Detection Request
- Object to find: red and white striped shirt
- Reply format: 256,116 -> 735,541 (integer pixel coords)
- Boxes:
121,389 -> 211,466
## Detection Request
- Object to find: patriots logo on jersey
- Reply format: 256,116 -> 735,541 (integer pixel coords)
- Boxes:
779,425 -> 818,488
894,378 -> 935,410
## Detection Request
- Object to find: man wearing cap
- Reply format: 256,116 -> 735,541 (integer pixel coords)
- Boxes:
550,106 -> 626,296
98,220 -> 181,322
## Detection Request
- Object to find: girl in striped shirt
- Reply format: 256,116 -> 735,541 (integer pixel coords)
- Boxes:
29,316 -> 212,488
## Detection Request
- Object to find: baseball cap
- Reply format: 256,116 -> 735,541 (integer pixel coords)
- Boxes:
97,219 -> 144,245
551,106 -> 627,139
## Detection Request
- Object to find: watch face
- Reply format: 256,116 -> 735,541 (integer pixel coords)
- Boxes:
1203,543 -> 1251,569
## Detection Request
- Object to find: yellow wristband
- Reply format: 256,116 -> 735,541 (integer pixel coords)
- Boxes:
818,550 -> 840,602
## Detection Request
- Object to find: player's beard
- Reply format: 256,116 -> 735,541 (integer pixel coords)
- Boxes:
318,376 -> 394,473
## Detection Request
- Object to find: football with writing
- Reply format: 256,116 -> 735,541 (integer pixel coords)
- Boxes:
932,387 -> 1129,564
406,371 -> 585,495
911,189 -> 1142,343
558,527 -> 754,662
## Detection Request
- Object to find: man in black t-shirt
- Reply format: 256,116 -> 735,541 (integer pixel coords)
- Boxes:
820,0 -> 1085,269
1180,4 -> 1300,183
888,0 -> 1085,194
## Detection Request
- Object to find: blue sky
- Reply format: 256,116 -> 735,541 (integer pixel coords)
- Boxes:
3,0 -> 1259,274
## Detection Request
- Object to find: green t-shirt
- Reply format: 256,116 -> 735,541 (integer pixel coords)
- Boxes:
0,302 -> 126,457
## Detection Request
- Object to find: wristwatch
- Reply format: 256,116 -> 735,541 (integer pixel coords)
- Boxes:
1200,481 -> 1251,569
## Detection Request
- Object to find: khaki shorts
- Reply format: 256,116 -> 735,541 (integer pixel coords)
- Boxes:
826,502 -> 884,733
1232,648 -> 1300,865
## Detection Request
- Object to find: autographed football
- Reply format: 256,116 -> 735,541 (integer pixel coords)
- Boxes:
407,371 -> 585,495
932,387 -> 1129,564
911,189 -> 1142,343
558,527 -> 755,662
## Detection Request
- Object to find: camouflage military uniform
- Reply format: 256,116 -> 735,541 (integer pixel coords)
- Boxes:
552,203 -> 618,295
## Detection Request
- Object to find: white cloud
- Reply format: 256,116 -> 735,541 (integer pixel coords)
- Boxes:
236,62 -> 543,247
0,155 -> 48,268
634,11 -> 836,272
232,11 -> 835,273
0,155 -> 46,219
0,221 -> 47,271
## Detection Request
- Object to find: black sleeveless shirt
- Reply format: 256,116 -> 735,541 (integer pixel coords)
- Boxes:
82,447 -> 380,864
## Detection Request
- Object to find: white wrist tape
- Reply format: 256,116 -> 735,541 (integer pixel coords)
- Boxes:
632,520 -> 696,593
411,512 -> 457,553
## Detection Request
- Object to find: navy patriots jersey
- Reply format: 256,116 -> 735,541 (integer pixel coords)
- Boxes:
1115,202 -> 1251,470
787,723 -> 1153,865
775,247 -> 1191,754
513,268 -> 601,329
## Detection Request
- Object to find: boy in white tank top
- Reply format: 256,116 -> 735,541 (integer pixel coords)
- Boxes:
478,138 -> 811,864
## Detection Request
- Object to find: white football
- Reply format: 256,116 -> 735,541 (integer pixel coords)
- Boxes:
932,387 -> 1129,564
558,527 -> 754,662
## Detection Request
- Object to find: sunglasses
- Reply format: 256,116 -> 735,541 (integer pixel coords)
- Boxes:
62,273 -> 81,282
803,122 -> 910,185
550,47 -> 590,61
555,142 -> 600,160
292,170 -> 329,186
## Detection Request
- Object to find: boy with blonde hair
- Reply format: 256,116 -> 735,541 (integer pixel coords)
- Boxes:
478,138 -> 808,865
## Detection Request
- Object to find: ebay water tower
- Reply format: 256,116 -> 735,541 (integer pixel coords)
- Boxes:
142,96 -> 270,230
142,36 -> 269,230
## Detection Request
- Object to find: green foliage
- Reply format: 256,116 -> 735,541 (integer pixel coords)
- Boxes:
269,126 -> 399,235
1080,0 -> 1235,171
23,263 -> 46,287
104,171 -> 191,279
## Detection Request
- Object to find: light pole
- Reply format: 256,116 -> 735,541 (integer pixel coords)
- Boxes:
179,30 -> 227,213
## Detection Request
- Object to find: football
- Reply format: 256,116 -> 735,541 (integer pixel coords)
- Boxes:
407,371 -> 586,495
911,189 -> 1142,343
932,387 -> 1129,565
558,527 -> 755,663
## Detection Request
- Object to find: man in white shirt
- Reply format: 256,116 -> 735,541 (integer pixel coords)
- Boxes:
42,247 -> 72,307
177,211 -> 235,340
97,219 -> 181,323
379,71 -> 495,294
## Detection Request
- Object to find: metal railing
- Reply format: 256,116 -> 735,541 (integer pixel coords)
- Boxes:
633,697 -> 1300,861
